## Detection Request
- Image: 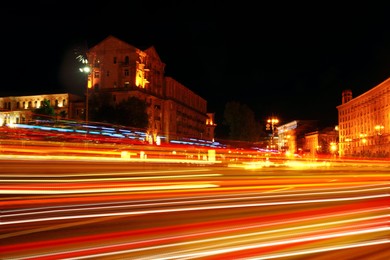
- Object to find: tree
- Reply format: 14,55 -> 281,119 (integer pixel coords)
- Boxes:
114,97 -> 149,128
89,93 -> 148,129
33,99 -> 55,120
223,101 -> 265,142
58,110 -> 67,118
88,92 -> 116,123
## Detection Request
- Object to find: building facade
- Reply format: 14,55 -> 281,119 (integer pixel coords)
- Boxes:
304,127 -> 339,158
276,120 -> 318,156
337,78 -> 390,158
0,93 -> 84,125
0,35 -> 215,143
85,35 -> 215,142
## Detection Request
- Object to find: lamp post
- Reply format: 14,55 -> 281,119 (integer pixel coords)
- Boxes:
375,124 -> 384,134
375,125 -> 384,142
79,60 -> 91,122
375,124 -> 384,156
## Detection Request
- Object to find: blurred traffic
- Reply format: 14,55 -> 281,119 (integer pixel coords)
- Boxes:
1,158 -> 389,259
2,121 -> 388,168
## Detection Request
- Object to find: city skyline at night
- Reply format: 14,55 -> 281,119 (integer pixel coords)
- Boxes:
3,1 -> 390,131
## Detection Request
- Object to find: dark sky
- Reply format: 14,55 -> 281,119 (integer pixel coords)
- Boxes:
2,1 -> 390,131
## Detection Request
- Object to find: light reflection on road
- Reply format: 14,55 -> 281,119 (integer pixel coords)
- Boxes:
1,157 -> 389,259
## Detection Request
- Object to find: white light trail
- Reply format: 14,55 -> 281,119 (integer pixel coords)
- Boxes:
2,193 -> 388,225
0,183 -> 219,195
0,168 -> 211,178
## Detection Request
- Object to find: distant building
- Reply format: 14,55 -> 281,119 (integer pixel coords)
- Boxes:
277,120 -> 318,155
337,78 -> 390,158
85,35 -> 215,142
304,127 -> 339,158
0,93 -> 84,125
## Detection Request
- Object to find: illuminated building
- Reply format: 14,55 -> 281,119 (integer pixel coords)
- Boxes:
0,93 -> 84,125
85,35 -> 215,142
266,117 -> 279,150
205,113 -> 217,141
304,127 -> 339,158
277,120 -> 318,156
337,79 -> 390,158
0,35 -> 216,142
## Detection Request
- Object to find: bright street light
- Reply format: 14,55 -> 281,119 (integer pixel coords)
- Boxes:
375,124 -> 384,135
266,117 -> 279,150
79,60 -> 91,122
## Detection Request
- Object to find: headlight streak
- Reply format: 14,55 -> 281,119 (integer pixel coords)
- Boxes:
243,239 -> 390,260
0,183 -> 220,195
2,193 -> 388,225
2,201 -> 388,243
2,182 -> 388,212
2,183 -> 389,217
0,168 -> 211,178
135,227 -> 390,260
1,179 -> 388,198
0,173 -> 222,183
177,240 -> 390,260
2,157 -> 389,259
17,219 -> 390,260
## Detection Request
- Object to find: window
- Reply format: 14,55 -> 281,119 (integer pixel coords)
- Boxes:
113,57 -> 117,64
94,71 -> 100,78
125,56 -> 129,64
124,69 -> 129,76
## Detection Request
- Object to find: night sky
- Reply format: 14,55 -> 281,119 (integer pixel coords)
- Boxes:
3,1 -> 390,133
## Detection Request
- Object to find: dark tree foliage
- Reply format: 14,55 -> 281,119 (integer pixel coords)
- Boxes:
89,93 -> 148,129
32,99 -> 55,120
223,101 -> 265,142
88,92 -> 115,122
59,110 -> 67,118
114,97 -> 149,128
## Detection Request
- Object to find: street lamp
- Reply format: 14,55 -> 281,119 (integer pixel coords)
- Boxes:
375,125 -> 384,156
375,124 -> 384,137
79,60 -> 91,122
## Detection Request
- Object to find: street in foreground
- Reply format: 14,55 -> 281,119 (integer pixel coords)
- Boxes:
1,156 -> 389,259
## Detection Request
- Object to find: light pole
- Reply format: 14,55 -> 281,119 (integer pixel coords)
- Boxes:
79,60 -> 91,122
375,125 -> 384,141
375,124 -> 384,156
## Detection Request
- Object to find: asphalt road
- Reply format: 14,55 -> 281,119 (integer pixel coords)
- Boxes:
1,157 -> 389,259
